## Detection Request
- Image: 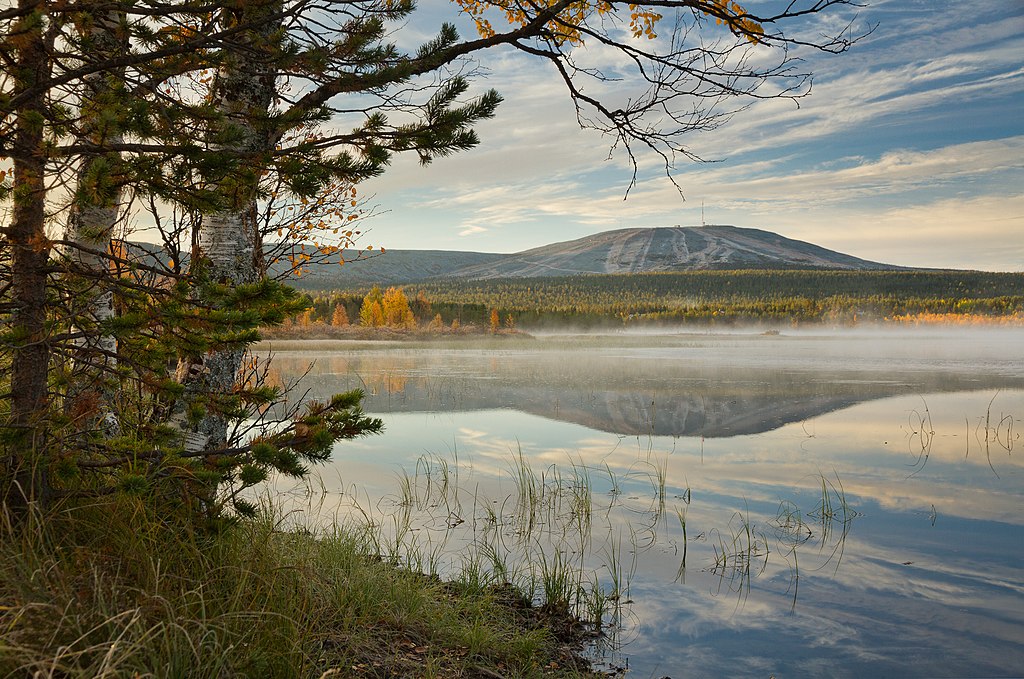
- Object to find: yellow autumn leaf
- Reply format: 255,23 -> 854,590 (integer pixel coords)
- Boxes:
451,0 -> 760,45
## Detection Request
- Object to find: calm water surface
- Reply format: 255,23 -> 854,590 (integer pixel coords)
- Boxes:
261,328 -> 1024,678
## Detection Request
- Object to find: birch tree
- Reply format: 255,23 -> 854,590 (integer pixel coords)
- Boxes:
170,0 -> 286,453
171,0 -> 504,455
62,3 -> 128,438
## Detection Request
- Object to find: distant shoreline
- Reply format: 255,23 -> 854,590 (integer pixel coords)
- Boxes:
255,318 -> 1024,352
258,324 -> 533,344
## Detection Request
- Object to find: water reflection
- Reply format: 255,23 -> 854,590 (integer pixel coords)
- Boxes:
261,330 -> 1024,678
262,329 -> 1024,437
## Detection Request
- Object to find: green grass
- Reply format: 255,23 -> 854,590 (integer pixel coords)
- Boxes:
0,497 -> 599,678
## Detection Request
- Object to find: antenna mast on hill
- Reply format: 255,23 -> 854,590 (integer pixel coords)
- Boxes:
701,201 -> 706,227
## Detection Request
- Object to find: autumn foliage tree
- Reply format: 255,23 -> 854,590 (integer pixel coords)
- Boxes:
382,288 -> 416,330
359,286 -> 385,327
331,304 -> 350,327
358,286 -> 416,329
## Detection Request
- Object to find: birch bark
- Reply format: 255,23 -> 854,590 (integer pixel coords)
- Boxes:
173,0 -> 281,452
63,4 -> 127,437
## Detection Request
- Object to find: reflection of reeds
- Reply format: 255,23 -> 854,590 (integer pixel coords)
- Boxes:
774,500 -> 812,547
651,454 -> 667,511
772,500 -> 811,612
758,471 -> 860,610
807,472 -> 856,574
674,506 -> 688,583
567,456 -> 593,538
970,391 -> 1017,478
603,463 -> 621,498
339,440 -> 862,647
394,453 -> 464,517
905,397 -> 935,478
706,507 -> 770,599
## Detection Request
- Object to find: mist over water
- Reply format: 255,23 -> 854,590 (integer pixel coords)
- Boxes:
261,328 -> 1024,677
264,326 -> 1024,437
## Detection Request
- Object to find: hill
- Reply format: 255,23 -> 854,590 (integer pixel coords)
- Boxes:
287,249 -> 503,287
448,225 -> 899,279
292,225 -> 900,288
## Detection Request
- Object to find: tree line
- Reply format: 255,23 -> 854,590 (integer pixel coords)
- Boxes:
288,269 -> 1024,331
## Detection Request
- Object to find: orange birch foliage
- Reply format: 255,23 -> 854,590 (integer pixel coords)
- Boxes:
263,177 -> 374,280
331,304 -> 350,327
452,0 -> 764,44
887,312 -> 1024,327
382,287 -> 416,329
359,286 -> 385,327
361,301 -> 384,327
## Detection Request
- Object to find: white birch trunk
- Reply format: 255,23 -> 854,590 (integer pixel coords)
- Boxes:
64,5 -> 126,437
172,1 -> 281,453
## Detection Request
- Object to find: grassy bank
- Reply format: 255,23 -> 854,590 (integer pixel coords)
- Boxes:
0,498 -> 598,678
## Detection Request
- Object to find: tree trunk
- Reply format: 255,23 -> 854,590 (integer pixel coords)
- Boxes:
63,4 -> 127,437
5,0 -> 53,506
173,0 -> 280,453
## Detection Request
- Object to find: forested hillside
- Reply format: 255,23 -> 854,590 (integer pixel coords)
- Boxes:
287,225 -> 902,289
446,225 -> 899,279
289,270 -> 1024,331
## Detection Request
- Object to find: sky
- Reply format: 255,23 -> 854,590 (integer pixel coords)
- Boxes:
352,0 -> 1024,271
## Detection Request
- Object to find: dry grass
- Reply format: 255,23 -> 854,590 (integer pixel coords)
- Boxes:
0,497 -> 597,678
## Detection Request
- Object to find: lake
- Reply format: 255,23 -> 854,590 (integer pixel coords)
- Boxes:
259,328 -> 1024,678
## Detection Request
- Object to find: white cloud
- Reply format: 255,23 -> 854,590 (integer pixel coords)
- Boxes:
694,137 -> 1024,204
458,225 -> 487,236
392,137 -> 1022,263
